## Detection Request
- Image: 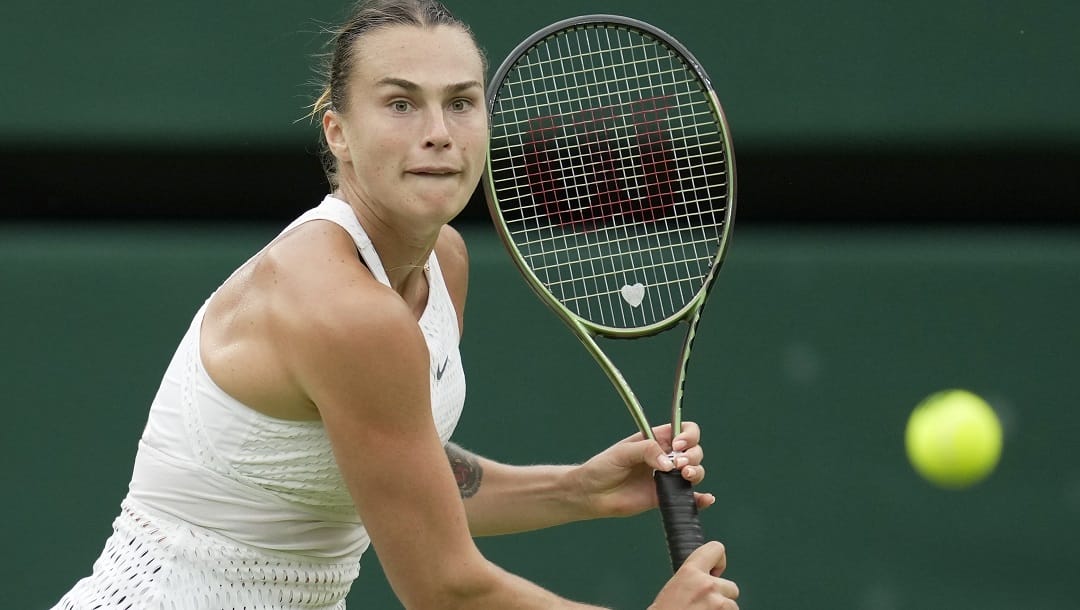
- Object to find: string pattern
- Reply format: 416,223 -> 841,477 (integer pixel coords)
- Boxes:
489,22 -> 730,329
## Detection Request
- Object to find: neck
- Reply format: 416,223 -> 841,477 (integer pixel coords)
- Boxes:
332,188 -> 437,295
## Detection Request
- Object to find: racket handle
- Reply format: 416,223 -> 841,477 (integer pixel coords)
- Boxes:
654,469 -> 705,572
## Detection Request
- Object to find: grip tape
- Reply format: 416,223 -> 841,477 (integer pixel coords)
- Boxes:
654,469 -> 705,572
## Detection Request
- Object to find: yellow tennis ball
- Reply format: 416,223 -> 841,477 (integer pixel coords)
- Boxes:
905,389 -> 1003,489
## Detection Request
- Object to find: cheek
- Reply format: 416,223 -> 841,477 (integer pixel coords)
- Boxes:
351,137 -> 401,180
353,119 -> 406,157
459,121 -> 489,160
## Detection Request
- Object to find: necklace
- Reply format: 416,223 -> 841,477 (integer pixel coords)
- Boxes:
387,260 -> 430,273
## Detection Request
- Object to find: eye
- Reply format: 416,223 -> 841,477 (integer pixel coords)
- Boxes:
449,98 -> 474,113
391,100 -> 411,113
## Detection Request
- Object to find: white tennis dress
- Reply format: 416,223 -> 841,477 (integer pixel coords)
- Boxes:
53,195 -> 467,609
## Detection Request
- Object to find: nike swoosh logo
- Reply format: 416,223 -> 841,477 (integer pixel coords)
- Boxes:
436,355 -> 450,381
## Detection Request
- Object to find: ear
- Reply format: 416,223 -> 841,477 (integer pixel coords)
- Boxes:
323,109 -> 352,163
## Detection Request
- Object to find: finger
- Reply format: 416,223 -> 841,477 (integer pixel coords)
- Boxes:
714,578 -> 740,600
693,491 -> 716,510
671,421 -> 701,452
646,439 -> 677,471
646,423 -> 675,450
612,438 -> 675,471
681,463 -> 706,484
679,444 -> 704,466
680,540 -> 727,574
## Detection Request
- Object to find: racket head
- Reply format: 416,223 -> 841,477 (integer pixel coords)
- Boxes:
483,14 -> 736,339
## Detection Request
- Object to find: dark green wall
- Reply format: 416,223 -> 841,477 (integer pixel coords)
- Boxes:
3,2 -> 1079,606
4,1 -> 1077,226
2,0 -> 1077,147
4,224 -> 1078,609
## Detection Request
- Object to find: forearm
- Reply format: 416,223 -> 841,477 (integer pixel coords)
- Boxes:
446,443 -> 593,536
435,559 -> 610,610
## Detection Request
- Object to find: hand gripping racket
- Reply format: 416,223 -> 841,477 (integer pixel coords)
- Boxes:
482,15 -> 736,571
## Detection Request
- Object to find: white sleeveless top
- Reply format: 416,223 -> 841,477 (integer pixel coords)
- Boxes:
55,196 -> 466,609
128,194 -> 467,558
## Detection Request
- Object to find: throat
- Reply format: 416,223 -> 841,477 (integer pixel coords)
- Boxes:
397,267 -> 431,321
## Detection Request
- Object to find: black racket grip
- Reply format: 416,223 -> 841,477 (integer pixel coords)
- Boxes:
654,469 -> 705,572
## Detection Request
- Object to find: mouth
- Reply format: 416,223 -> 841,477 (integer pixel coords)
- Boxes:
407,167 -> 460,177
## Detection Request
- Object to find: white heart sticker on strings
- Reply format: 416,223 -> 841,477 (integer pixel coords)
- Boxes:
620,283 -> 646,308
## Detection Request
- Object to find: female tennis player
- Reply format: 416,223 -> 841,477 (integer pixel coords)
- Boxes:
51,1 -> 738,608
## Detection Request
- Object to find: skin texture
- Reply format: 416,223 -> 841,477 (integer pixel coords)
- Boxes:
198,23 -> 737,610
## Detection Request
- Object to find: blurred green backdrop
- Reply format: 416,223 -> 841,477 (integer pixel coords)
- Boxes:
2,0 -> 1078,224
2,0 -> 1079,608
3,0 -> 1076,147
4,225 -> 1079,608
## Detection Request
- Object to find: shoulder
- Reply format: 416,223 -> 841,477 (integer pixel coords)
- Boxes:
435,223 -> 469,275
202,218 -> 430,419
261,221 -> 429,391
259,219 -> 389,313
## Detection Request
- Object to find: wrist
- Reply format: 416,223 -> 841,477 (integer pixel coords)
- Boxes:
564,463 -> 602,521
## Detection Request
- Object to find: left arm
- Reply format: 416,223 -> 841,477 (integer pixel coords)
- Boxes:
450,423 -> 716,537
446,443 -> 582,536
435,228 -> 715,536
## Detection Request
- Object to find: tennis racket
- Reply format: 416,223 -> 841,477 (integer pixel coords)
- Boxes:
482,15 -> 736,572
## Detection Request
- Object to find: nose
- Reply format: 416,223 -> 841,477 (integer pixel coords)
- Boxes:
424,109 -> 452,149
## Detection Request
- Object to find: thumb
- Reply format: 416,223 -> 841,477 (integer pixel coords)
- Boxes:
607,437 -> 674,471
679,541 -> 727,576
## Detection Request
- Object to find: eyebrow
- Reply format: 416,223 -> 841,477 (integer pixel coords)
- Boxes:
375,77 -> 483,95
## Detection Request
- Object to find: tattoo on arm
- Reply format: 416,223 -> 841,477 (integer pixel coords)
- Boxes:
445,442 -> 482,499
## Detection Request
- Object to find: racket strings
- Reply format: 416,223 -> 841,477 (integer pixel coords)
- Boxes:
540,251 -> 717,298
491,71 -> 706,126
509,210 -> 725,255
489,24 -> 730,329
493,161 -> 728,229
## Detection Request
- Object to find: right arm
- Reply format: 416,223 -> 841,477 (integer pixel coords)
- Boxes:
288,279 -> 595,609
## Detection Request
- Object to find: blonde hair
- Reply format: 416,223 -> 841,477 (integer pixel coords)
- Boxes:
309,0 -> 487,189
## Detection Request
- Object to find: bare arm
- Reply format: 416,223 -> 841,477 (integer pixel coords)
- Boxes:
446,422 -> 715,538
444,442 -> 586,535
444,443 -> 737,607
281,242 -> 603,609
287,227 -> 736,608
435,228 -> 712,535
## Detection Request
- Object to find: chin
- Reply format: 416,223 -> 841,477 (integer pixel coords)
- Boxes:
407,200 -> 463,226
417,188 -> 469,213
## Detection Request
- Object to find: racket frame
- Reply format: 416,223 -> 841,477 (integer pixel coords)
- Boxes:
482,14 -> 737,443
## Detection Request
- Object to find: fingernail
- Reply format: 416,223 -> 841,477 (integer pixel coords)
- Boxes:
675,456 -> 689,468
660,455 -> 674,470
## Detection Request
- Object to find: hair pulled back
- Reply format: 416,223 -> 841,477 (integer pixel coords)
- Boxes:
311,0 -> 486,188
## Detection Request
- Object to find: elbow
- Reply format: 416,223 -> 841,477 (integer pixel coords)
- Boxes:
398,556 -> 504,610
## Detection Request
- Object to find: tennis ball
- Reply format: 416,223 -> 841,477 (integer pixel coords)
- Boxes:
905,389 -> 1003,489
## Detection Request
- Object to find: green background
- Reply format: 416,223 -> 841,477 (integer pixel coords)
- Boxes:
3,0 -> 1079,607
2,0 -> 1077,147
3,0 -> 1076,225
4,225 -> 1079,608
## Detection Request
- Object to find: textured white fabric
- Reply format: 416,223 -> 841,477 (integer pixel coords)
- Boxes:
55,499 -> 357,610
53,195 -> 467,609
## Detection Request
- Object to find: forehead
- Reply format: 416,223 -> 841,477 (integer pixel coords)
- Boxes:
352,25 -> 485,87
